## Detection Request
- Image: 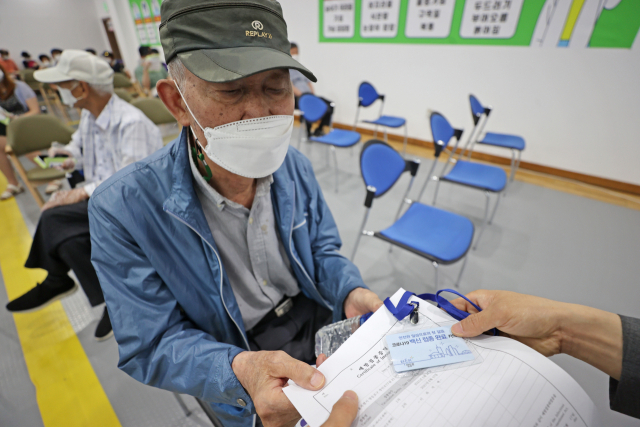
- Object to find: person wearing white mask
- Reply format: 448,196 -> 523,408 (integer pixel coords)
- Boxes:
87,1 -> 382,426
5,50 -> 163,342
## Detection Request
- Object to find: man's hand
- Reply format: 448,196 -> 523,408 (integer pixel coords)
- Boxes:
343,288 -> 382,319
53,158 -> 76,171
449,290 -> 623,380
321,391 -> 358,427
42,188 -> 88,211
47,146 -> 72,159
232,350 -> 325,427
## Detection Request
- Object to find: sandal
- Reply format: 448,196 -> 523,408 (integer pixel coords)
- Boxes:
45,179 -> 64,194
0,184 -> 24,200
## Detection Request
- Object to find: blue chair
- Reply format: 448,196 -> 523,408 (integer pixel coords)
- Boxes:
464,95 -> 526,186
353,82 -> 408,156
429,112 -> 507,250
298,94 -> 361,192
351,140 -> 474,288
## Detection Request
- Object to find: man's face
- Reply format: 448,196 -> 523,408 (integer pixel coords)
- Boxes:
57,80 -> 89,109
177,67 -> 294,133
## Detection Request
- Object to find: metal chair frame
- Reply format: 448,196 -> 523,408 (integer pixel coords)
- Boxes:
351,140 -> 472,289
430,113 -> 504,250
353,82 -> 408,156
462,95 -> 523,189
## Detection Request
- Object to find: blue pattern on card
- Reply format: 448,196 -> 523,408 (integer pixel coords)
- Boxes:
386,326 -> 475,373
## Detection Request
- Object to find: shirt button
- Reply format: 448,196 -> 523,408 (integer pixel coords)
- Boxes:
249,217 -> 253,224
237,398 -> 247,407
262,279 -> 267,286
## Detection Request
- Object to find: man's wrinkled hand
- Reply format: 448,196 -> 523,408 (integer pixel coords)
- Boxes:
320,390 -> 359,427
343,288 -> 382,319
231,350 -> 325,427
42,188 -> 88,212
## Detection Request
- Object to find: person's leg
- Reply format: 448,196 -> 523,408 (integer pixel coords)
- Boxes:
0,135 -> 20,186
314,97 -> 334,136
57,236 -> 104,307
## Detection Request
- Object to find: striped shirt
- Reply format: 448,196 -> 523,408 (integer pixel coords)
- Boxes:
64,95 -> 163,196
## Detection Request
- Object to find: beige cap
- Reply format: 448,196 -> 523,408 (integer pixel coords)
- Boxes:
34,49 -> 113,85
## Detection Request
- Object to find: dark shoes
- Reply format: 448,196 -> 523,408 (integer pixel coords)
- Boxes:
6,275 -> 77,313
94,307 -> 113,341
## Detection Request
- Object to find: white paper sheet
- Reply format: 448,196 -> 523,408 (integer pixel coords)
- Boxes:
284,288 -> 599,427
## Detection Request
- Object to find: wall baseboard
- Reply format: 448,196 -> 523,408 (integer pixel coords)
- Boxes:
331,122 -> 640,196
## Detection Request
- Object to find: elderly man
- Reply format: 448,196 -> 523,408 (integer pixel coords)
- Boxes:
88,0 -> 382,426
5,50 -> 163,341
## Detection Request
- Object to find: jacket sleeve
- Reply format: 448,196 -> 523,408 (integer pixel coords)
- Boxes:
609,315 -> 640,419
303,159 -> 369,322
88,197 -> 253,415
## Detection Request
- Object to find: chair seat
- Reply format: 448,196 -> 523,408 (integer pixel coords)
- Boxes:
26,167 -> 66,181
311,129 -> 360,147
442,160 -> 507,193
377,203 -> 474,264
363,115 -> 406,128
479,132 -> 525,150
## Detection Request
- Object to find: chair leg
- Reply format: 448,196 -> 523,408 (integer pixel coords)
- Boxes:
432,178 -> 442,206
454,256 -> 469,288
383,128 -> 388,142
489,191 -> 502,225
512,150 -> 522,183
432,261 -> 439,290
173,393 -> 192,417
504,149 -> 516,196
8,153 -> 44,207
373,125 -> 378,138
473,191 -> 491,250
331,146 -> 339,193
351,210 -> 371,262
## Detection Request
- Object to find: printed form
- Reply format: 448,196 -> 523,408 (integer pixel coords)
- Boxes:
284,288 -> 598,427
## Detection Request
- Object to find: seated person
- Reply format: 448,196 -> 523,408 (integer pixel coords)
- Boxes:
134,46 -> 168,95
0,62 -> 40,200
50,48 -> 62,66
102,51 -> 130,78
451,290 -> 639,419
39,54 -> 52,68
88,1 -> 382,425
290,42 -> 333,137
0,50 -> 20,77
85,48 -> 97,56
5,50 -> 164,341
21,51 -> 39,70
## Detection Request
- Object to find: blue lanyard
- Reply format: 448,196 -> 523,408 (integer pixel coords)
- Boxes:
382,289 -> 498,336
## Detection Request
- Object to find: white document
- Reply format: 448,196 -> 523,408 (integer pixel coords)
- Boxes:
284,288 -> 598,427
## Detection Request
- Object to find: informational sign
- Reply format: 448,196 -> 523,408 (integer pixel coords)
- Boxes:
405,0 -> 456,38
360,0 -> 401,38
318,0 -> 640,48
323,0 -> 356,38
129,0 -> 163,47
459,0 -> 524,39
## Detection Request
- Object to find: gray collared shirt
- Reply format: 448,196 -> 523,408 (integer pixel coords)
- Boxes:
188,145 -> 300,330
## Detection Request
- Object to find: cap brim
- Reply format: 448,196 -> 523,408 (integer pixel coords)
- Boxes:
177,47 -> 317,84
33,67 -> 73,84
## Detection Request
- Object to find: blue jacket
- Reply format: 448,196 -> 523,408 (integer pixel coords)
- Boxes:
88,129 -> 367,427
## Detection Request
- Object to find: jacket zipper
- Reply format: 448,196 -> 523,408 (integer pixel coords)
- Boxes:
161,2 -> 284,29
287,184 -> 332,310
165,210 -> 251,351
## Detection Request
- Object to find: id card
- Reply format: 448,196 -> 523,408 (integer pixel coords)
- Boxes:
386,325 -> 475,373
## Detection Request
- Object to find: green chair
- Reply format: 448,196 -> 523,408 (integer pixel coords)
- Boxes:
114,88 -> 133,103
6,115 -> 74,207
131,98 -> 181,145
113,72 -> 145,98
20,69 -> 72,123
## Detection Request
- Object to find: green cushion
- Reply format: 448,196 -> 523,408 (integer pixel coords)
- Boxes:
7,115 -> 75,156
26,167 -> 66,181
114,88 -> 133,103
113,73 -> 133,88
132,98 -> 177,126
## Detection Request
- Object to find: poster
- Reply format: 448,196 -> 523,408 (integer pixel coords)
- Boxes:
129,0 -> 163,47
319,0 -> 640,48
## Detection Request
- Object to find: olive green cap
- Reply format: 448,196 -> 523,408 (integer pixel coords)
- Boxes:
159,0 -> 316,83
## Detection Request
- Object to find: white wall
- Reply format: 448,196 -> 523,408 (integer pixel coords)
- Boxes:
279,1 -> 640,186
0,0 -> 109,65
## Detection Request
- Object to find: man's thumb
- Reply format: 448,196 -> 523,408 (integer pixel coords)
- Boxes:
322,391 -> 359,427
451,310 -> 494,337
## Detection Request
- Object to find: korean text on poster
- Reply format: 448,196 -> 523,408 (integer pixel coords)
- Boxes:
323,0 -> 355,38
405,0 -> 456,38
361,0 -> 401,38
460,0 -> 525,39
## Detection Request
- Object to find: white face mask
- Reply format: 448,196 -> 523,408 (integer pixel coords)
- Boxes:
176,84 -> 293,179
291,54 -> 299,61
57,83 -> 85,107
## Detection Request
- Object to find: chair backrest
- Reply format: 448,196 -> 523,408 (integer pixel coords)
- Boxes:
114,88 -> 133,103
113,72 -> 133,88
469,94 -> 485,125
299,94 -> 328,122
430,112 -> 456,150
7,114 -> 75,156
19,69 -> 41,91
131,97 -> 176,125
360,139 -> 407,197
358,82 -> 381,107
